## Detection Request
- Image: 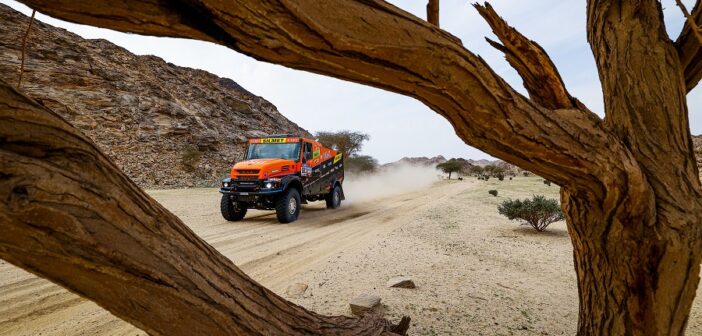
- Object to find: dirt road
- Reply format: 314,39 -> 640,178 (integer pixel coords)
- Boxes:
3,178 -> 702,335
0,179 -> 462,336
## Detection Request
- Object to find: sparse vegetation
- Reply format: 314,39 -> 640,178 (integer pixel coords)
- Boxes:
488,189 -> 498,197
498,195 -> 564,232
543,179 -> 551,186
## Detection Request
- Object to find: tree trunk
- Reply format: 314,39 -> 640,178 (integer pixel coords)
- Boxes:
0,81 -> 406,335
10,1 -> 702,335
563,191 -> 702,335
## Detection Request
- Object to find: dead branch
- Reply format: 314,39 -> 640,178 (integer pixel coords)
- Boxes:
16,0 -> 636,194
676,0 -> 702,43
676,0 -> 702,92
427,0 -> 439,26
474,3 -> 577,110
17,9 -> 35,88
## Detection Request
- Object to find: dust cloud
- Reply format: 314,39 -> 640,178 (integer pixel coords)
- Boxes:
342,163 -> 441,203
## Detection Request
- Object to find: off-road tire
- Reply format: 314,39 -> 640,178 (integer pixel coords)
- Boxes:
325,185 -> 342,209
220,195 -> 247,221
276,188 -> 301,223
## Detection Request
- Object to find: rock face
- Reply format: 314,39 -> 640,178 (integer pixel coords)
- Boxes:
0,4 -> 311,188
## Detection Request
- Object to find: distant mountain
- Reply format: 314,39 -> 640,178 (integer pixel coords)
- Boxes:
0,4 -> 311,188
464,159 -> 493,167
382,155 -> 524,174
383,155 -> 447,168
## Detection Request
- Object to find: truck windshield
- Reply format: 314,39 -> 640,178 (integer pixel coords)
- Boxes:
246,143 -> 301,161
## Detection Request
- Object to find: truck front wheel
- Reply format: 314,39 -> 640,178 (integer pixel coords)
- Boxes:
325,185 -> 342,209
220,195 -> 247,221
276,188 -> 301,223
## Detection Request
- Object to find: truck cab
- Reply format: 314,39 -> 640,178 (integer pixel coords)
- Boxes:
219,135 -> 344,223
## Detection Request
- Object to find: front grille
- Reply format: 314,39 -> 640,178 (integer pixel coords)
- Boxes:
237,169 -> 260,175
234,180 -> 260,191
238,175 -> 259,181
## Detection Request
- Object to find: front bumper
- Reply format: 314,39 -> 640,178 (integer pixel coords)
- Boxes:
219,187 -> 284,196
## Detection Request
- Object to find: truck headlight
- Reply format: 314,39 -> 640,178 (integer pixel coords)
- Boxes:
223,182 -> 229,187
265,182 -> 273,189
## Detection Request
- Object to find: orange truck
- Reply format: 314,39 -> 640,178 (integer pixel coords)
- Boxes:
219,135 -> 345,223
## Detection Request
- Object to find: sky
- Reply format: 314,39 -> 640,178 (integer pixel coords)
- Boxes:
3,0 -> 702,163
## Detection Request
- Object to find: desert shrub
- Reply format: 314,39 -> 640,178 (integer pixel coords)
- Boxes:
543,179 -> 551,186
181,144 -> 202,172
488,189 -> 498,197
345,155 -> 378,174
497,195 -> 564,232
497,173 -> 504,181
509,177 -> 513,180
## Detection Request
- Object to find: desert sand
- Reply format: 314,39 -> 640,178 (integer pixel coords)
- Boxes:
2,176 -> 702,335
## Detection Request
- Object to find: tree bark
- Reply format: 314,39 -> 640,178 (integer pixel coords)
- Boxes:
426,0 -> 439,27
0,81 -> 406,335
9,0 -> 702,335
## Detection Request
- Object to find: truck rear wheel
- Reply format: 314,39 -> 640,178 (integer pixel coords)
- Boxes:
220,195 -> 247,221
325,185 -> 342,209
276,188 -> 301,223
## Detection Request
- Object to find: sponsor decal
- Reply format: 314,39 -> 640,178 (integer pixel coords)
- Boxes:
313,149 -> 321,158
301,164 -> 312,177
249,137 -> 300,144
333,153 -> 343,164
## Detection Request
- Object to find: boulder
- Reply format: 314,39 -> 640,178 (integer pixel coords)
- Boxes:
285,283 -> 308,298
349,294 -> 381,316
387,276 -> 415,289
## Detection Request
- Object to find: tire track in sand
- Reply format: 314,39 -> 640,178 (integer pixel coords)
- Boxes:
0,181 -> 472,335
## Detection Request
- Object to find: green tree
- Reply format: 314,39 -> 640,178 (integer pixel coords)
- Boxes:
315,130 -> 369,158
437,159 -> 463,179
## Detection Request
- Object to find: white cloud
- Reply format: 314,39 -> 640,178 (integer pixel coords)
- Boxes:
3,0 -> 700,163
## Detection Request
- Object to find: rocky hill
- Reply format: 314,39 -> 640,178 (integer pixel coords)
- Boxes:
0,4 -> 311,188
383,155 -> 447,168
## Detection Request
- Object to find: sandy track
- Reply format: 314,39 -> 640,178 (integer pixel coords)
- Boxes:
4,178 -> 702,335
0,182 -> 464,335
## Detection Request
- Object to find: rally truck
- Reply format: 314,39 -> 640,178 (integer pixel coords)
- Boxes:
219,135 -> 345,223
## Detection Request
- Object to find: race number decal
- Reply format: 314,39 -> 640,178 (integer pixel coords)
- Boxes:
333,153 -> 343,164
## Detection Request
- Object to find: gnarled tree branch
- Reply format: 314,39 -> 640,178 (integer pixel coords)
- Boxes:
0,79 -> 405,335
474,3 -> 580,110
17,0 -> 643,198
676,0 -> 702,92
